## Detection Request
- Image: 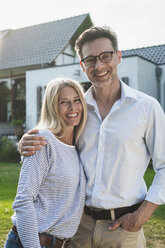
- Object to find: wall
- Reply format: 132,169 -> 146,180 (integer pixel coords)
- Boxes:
159,64 -> 165,110
119,56 -> 165,113
56,44 -> 76,65
119,56 -> 157,98
119,56 -> 138,89
137,58 -> 157,99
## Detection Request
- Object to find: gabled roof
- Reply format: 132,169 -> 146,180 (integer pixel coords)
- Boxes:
0,14 -> 92,70
122,44 -> 165,65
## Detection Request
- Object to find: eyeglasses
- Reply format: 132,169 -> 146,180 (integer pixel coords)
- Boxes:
81,50 -> 117,67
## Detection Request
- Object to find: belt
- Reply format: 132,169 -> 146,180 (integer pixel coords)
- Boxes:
12,225 -> 70,248
84,201 -> 142,220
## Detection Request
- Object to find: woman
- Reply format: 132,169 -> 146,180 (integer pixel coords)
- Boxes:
5,78 -> 87,248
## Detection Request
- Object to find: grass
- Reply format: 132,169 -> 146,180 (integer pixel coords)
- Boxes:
143,169 -> 165,248
0,162 -> 21,247
0,162 -> 165,248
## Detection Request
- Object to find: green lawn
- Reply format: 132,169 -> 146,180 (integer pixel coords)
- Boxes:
0,162 -> 165,248
0,162 -> 21,247
143,169 -> 165,248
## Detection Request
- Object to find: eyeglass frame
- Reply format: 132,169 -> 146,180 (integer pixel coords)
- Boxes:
81,50 -> 117,67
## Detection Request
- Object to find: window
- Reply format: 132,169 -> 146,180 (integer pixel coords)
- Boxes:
37,86 -> 43,121
81,82 -> 92,92
122,77 -> 129,85
0,81 -> 11,122
11,78 -> 25,121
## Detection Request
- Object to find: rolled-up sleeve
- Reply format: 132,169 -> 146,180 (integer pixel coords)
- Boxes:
145,99 -> 165,204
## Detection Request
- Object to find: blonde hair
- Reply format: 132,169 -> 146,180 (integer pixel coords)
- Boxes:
36,77 -> 87,144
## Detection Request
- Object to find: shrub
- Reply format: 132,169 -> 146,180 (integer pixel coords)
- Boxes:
0,136 -> 20,162
11,119 -> 24,126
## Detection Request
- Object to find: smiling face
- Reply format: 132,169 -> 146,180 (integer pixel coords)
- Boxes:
58,86 -> 83,128
80,37 -> 122,89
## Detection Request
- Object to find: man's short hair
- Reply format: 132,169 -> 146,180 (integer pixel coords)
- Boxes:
75,26 -> 118,59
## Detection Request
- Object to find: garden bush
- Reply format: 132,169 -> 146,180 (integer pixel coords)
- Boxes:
0,136 -> 20,162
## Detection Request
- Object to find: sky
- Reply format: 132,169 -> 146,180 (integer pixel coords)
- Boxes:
0,0 -> 165,50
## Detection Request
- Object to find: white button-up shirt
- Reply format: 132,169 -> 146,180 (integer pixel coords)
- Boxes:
77,81 -> 165,209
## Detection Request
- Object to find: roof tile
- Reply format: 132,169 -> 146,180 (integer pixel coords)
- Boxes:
122,44 -> 165,65
0,14 -> 91,70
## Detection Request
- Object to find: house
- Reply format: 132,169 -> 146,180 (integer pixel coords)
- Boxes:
24,44 -> 165,132
0,14 -> 164,135
119,45 -> 165,109
0,13 -> 92,135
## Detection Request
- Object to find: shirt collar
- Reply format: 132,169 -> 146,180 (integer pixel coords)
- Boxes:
85,86 -> 95,106
85,79 -> 138,106
120,80 -> 138,101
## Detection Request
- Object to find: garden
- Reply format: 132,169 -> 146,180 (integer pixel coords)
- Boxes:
0,143 -> 164,248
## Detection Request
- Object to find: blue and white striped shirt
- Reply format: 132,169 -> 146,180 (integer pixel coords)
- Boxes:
12,129 -> 86,248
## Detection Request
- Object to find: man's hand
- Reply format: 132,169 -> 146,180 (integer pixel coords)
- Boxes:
109,212 -> 143,232
109,200 -> 158,232
18,129 -> 47,156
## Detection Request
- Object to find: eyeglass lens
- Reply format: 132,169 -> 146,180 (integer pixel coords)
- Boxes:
83,51 -> 115,66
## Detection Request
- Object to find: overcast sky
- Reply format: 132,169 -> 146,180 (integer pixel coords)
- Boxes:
0,0 -> 164,50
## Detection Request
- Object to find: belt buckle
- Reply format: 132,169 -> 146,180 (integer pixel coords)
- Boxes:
110,209 -> 115,221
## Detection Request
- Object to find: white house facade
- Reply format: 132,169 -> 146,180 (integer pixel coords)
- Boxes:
26,46 -> 88,130
119,57 -> 158,98
0,13 -> 165,136
0,14 -> 92,136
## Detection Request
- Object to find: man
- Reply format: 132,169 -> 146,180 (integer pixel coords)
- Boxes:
19,26 -> 165,248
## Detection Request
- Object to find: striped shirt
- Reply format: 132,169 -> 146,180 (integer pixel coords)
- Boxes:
12,129 -> 86,248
